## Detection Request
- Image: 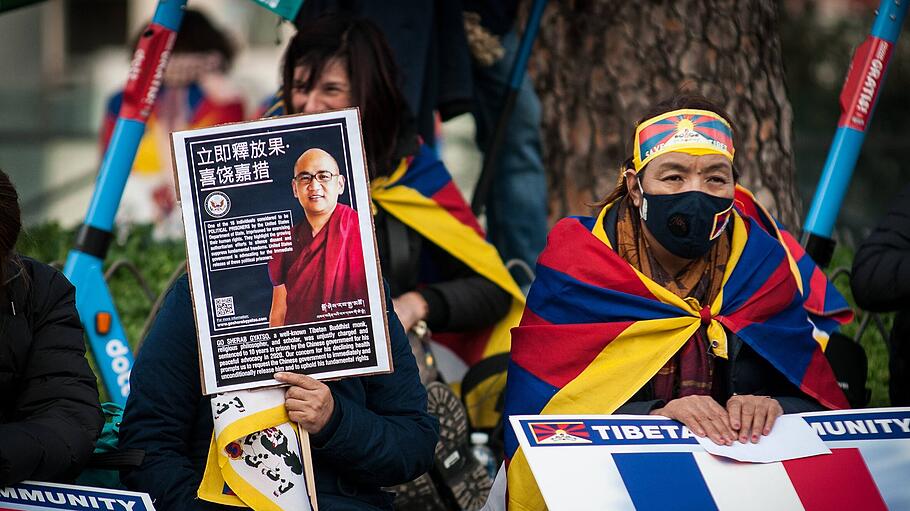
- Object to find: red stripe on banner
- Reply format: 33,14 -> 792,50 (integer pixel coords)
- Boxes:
800,348 -> 850,409
539,219 -> 657,301
430,182 -> 485,237
511,311 -> 634,388
784,448 -> 886,510
638,122 -> 676,142
805,266 -> 830,313
694,126 -> 732,148
781,229 -> 805,258
724,258 -> 799,329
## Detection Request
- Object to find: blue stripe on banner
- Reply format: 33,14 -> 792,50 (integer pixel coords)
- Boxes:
613,452 -> 718,511
736,298 -> 816,382
396,145 -> 449,197
528,265 -> 680,325
822,279 -> 851,313
573,215 -> 597,231
718,219 -> 785,312
803,410 -> 910,441
0,482 -> 151,511
695,119 -> 732,134
503,360 -> 560,457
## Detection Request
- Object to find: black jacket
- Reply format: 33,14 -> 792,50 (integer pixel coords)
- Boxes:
0,256 -> 104,485
297,0 -> 474,144
120,275 -> 438,511
852,184 -> 910,405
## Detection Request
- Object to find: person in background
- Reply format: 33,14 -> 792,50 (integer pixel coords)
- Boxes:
278,16 -> 523,510
0,169 -> 104,486
100,9 -> 245,240
464,0 -> 548,280
852,183 -> 910,406
294,0 -> 474,146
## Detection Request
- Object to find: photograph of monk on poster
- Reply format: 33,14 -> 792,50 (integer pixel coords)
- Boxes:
267,147 -> 367,326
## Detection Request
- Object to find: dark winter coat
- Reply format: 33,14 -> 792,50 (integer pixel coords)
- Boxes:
0,256 -> 104,486
297,0 -> 474,144
119,275 -> 438,511
852,184 -> 910,406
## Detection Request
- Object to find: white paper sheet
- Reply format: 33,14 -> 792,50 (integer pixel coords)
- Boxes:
695,415 -> 831,463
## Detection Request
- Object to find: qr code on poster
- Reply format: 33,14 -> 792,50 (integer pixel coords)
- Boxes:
214,296 -> 235,318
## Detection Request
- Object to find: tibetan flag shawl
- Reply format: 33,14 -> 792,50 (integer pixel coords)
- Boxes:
371,145 -> 525,428
733,185 -> 854,340
503,198 -> 849,511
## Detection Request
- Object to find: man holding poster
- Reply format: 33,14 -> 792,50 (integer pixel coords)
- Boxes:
268,148 -> 367,326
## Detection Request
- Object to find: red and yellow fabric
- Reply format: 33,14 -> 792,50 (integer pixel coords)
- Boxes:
733,185 -> 854,345
370,144 -> 525,428
502,196 -> 849,511
101,84 -> 244,174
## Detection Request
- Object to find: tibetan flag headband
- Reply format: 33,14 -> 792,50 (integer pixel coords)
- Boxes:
632,108 -> 735,172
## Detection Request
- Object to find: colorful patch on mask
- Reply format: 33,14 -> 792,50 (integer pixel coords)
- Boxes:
633,109 -> 735,171
710,205 -> 734,240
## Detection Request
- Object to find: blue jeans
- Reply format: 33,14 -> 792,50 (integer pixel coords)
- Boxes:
473,30 -> 548,283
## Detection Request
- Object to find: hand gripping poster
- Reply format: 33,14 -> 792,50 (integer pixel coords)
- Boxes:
172,110 -> 390,509
172,108 -> 391,395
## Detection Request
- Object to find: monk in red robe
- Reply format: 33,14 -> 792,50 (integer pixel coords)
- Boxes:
268,148 -> 367,326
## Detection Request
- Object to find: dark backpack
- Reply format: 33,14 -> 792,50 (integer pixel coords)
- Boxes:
75,402 -> 145,489
825,331 -> 870,408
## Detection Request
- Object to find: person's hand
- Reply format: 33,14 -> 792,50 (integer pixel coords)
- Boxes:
651,395 -> 736,445
726,394 -> 783,444
274,372 -> 335,434
392,291 -> 428,332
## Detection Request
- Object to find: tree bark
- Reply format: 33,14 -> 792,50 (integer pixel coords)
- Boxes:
529,0 -> 801,228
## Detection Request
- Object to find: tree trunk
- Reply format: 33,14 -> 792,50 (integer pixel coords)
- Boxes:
529,0 -> 801,228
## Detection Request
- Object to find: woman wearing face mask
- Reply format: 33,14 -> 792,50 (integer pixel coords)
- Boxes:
499,95 -> 851,511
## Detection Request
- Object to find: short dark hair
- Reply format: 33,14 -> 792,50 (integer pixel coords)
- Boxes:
281,15 -> 408,178
597,94 -> 738,207
132,9 -> 236,70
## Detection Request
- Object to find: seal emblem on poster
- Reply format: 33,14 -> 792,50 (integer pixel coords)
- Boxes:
205,191 -> 231,218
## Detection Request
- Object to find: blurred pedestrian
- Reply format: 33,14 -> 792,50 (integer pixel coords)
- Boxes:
464,1 -> 548,279
852,183 -> 910,406
100,9 -> 245,240
295,0 -> 474,146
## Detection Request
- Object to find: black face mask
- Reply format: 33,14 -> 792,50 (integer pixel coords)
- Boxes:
639,187 -> 734,259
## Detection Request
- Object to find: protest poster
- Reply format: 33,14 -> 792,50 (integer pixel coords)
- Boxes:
510,407 -> 910,510
172,108 -> 390,394
0,481 -> 155,511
